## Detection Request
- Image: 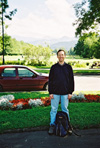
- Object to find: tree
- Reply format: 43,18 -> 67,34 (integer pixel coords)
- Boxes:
93,37 -> 100,58
3,34 -> 12,55
68,48 -> 75,55
74,40 -> 84,56
0,0 -> 17,64
73,0 -> 100,36
23,44 -> 52,66
74,32 -> 100,58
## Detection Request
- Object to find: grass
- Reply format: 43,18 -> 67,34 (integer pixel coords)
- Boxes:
34,69 -> 100,74
35,69 -> 50,73
0,91 -> 100,99
49,55 -> 100,64
0,91 -> 100,133
0,91 -> 49,99
74,69 -> 100,74
0,103 -> 100,133
1,55 -> 100,75
69,103 -> 100,129
73,91 -> 100,95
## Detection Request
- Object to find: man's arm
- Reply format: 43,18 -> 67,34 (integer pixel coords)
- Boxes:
69,66 -> 74,94
48,66 -> 54,95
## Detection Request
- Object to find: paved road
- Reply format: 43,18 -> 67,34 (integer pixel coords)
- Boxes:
74,75 -> 100,91
0,128 -> 100,148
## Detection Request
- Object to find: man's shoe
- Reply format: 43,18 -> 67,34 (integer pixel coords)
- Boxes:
68,127 -> 73,135
48,125 -> 55,135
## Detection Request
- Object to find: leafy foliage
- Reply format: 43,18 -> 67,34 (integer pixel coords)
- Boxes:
74,32 -> 100,58
68,48 -> 75,55
73,0 -> 100,36
0,0 -> 17,21
23,44 -> 52,66
0,34 -> 52,65
0,34 -> 27,55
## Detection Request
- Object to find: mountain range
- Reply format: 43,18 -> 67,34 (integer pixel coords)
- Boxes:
30,36 -> 78,51
50,40 -> 77,51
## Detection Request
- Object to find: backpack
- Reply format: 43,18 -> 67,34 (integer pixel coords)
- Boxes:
54,111 -> 70,137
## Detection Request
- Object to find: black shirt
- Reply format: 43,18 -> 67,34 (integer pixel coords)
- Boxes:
48,62 -> 74,95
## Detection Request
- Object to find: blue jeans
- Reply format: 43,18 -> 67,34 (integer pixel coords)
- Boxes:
50,94 -> 69,125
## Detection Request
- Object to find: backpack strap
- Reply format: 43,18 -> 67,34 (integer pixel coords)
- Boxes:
72,129 -> 81,137
68,122 -> 81,137
65,114 -> 81,137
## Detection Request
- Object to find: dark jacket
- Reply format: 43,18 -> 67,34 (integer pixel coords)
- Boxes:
48,62 -> 74,95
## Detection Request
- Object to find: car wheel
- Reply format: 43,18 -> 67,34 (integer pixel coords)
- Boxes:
0,85 -> 3,92
44,83 -> 48,90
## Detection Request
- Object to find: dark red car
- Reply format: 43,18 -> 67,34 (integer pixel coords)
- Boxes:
0,65 -> 48,91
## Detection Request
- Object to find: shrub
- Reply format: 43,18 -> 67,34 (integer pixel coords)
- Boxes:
4,60 -> 25,65
86,62 -> 89,66
74,62 -> 87,68
67,61 -> 76,66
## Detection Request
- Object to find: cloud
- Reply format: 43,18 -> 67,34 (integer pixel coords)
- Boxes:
6,0 -> 76,40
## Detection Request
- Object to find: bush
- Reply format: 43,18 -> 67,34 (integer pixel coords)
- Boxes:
86,62 -> 89,66
67,61 -> 76,66
74,62 -> 87,68
4,60 -> 25,65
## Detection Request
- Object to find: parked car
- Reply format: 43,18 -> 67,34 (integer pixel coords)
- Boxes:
0,65 -> 49,91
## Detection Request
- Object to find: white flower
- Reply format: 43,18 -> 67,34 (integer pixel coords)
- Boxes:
71,92 -> 86,100
28,99 -> 43,107
16,104 -> 23,110
0,95 -> 14,109
0,98 -> 13,109
71,94 -> 77,100
78,92 -> 86,100
0,95 -> 14,101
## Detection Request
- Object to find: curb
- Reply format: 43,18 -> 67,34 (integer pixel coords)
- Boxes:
74,73 -> 100,76
0,126 -> 49,134
1,125 -> 100,135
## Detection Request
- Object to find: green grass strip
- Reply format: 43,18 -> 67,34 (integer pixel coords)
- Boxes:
73,69 -> 100,74
0,91 -> 49,99
35,69 -> 100,74
0,91 -> 100,99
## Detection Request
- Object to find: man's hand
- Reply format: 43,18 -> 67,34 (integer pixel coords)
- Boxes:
68,94 -> 72,100
50,94 -> 54,99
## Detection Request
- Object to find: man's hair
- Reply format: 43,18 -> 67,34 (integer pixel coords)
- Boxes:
57,49 -> 66,55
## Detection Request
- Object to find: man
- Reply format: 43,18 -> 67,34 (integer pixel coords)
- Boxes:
48,49 -> 74,135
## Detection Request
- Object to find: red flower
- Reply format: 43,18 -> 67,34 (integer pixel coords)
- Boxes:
84,95 -> 100,102
41,97 -> 51,106
10,98 -> 30,108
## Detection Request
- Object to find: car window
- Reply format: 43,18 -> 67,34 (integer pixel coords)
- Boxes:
18,68 -> 34,77
1,68 -> 16,77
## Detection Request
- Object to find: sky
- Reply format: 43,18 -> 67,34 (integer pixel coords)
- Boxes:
6,0 -> 82,42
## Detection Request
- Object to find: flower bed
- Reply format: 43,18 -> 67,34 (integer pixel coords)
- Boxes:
0,93 -> 100,110
69,93 -> 100,103
84,94 -> 100,102
0,95 -> 51,110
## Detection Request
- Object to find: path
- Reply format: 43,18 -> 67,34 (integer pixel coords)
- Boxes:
74,75 -> 100,91
0,128 -> 100,148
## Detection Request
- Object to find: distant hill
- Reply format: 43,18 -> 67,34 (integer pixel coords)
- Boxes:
50,40 -> 78,51
29,36 -> 78,51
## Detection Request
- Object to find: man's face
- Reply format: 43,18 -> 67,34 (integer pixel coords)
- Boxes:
57,51 -> 66,63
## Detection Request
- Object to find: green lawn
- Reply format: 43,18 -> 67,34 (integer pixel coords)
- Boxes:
0,91 -> 100,133
0,91 -> 100,99
0,103 -> 100,134
34,69 -> 100,75
0,91 -> 49,99
74,69 -> 100,74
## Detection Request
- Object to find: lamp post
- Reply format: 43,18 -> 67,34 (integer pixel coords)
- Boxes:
1,0 -> 5,64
